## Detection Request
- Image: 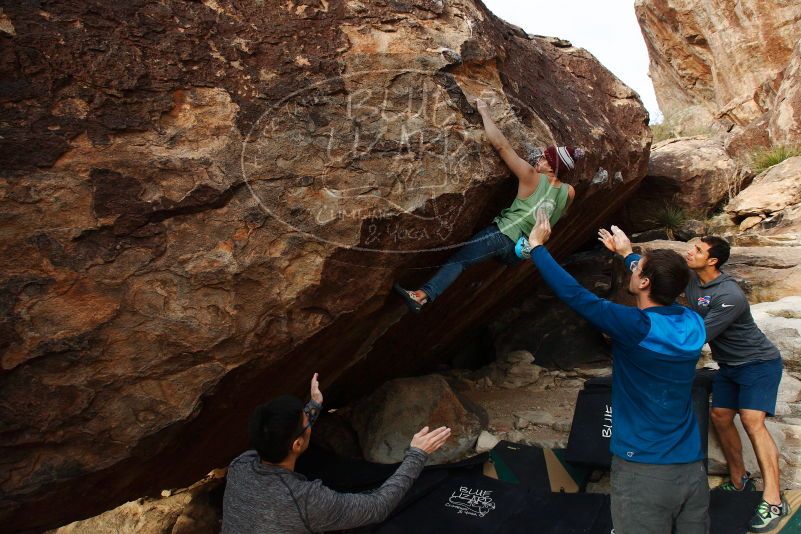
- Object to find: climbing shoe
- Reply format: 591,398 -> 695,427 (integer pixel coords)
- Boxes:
393,283 -> 426,313
718,471 -> 757,492
748,495 -> 790,533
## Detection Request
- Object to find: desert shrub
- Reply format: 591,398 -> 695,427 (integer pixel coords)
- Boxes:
751,145 -> 801,173
648,203 -> 687,240
652,123 -> 678,143
650,117 -> 714,143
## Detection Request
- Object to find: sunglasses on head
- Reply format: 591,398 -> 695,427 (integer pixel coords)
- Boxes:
527,147 -> 544,166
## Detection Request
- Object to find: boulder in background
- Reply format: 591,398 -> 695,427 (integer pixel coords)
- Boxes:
621,136 -> 744,232
753,297 -> 801,378
350,375 -> 482,464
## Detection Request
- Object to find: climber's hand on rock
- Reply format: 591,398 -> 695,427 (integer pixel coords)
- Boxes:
310,373 -> 323,405
475,98 -> 489,115
410,425 -> 451,454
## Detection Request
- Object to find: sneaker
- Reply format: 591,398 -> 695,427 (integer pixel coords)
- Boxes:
748,495 -> 791,533
718,471 -> 757,492
393,283 -> 427,314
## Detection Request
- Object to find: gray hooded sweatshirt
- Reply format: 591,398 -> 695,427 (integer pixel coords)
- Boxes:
684,271 -> 780,365
222,448 -> 427,534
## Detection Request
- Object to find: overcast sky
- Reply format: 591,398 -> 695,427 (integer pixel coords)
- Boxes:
482,0 -> 661,123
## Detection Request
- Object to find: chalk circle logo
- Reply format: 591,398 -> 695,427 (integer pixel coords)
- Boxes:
240,68 -> 543,261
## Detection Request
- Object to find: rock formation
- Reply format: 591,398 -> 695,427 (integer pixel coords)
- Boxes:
726,156 -> 801,236
620,136 -> 744,232
350,374 -> 482,463
0,1 -> 650,530
770,40 -> 801,147
752,296 -> 801,378
49,469 -> 224,534
635,0 -> 801,134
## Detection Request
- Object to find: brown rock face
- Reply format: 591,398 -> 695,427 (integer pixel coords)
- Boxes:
727,157 -> 801,216
0,1 -> 649,530
635,0 -> 801,132
726,156 -> 801,239
770,40 -> 801,147
621,136 -> 743,231
48,469 -> 224,534
350,374 -> 481,464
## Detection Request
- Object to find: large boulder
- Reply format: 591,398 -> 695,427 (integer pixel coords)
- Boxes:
635,0 -> 801,133
0,1 -> 650,530
720,155 -> 801,246
622,136 -> 743,231
485,350 -> 544,389
726,156 -> 801,231
724,113 -> 772,162
349,375 -> 482,464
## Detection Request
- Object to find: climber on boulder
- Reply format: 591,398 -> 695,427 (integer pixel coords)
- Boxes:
222,373 -> 452,534
394,97 -> 581,313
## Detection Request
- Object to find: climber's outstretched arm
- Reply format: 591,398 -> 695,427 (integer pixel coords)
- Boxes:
476,98 -> 538,192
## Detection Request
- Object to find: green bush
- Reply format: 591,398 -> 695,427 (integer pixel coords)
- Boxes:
650,115 -> 713,144
651,121 -> 679,143
648,203 -> 687,240
751,145 -> 801,173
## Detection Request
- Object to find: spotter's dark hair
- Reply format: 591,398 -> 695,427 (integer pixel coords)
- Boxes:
248,395 -> 305,463
640,249 -> 691,306
700,235 -> 731,268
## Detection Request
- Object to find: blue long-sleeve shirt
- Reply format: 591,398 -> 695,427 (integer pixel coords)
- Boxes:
531,246 -> 706,464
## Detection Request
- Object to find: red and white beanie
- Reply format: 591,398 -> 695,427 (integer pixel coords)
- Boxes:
544,145 -> 585,178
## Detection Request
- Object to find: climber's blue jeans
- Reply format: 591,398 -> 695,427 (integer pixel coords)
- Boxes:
421,224 -> 520,302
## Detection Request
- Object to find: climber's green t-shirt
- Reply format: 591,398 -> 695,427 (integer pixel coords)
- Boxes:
493,174 -> 570,242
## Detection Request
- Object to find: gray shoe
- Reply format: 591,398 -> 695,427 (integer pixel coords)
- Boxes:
748,495 -> 791,533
